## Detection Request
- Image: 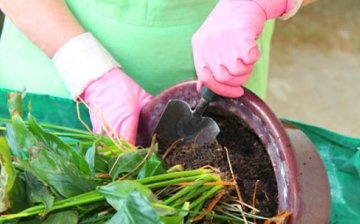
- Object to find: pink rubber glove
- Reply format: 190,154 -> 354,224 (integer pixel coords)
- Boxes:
80,67 -> 152,144
192,0 -> 300,98
53,33 -> 153,144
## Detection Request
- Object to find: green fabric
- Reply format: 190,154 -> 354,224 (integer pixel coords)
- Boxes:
0,0 -> 274,99
286,119 -> 360,224
0,89 -> 91,131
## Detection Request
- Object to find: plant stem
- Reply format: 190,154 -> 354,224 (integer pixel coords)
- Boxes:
190,185 -> 224,209
0,191 -> 103,220
0,118 -> 91,135
144,174 -> 209,189
37,122 -> 92,135
0,169 -> 219,221
138,169 -> 212,184
50,132 -> 94,140
164,175 -> 215,205
172,185 -> 213,208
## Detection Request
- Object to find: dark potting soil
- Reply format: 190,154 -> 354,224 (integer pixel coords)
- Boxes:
157,109 -> 278,219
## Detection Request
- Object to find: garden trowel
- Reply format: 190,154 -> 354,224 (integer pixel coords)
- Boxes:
154,87 -> 220,145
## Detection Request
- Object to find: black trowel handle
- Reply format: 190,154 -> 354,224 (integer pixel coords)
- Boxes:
193,87 -> 219,117
201,86 -> 219,102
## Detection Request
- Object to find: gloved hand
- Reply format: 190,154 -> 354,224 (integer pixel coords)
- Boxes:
80,67 -> 152,144
53,32 -> 152,144
192,0 -> 301,98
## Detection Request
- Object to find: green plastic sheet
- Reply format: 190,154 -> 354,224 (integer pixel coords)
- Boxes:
286,120 -> 360,224
0,89 -> 91,131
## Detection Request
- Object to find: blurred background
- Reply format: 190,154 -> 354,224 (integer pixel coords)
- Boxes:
0,11 -> 3,35
268,0 -> 360,137
0,0 -> 359,137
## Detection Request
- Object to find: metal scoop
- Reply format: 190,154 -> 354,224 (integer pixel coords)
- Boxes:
153,87 -> 220,145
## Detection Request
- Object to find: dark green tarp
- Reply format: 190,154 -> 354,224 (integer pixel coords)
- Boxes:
0,89 -> 91,131
286,120 -> 360,224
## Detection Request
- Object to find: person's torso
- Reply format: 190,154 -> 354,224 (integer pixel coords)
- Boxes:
0,0 -> 274,99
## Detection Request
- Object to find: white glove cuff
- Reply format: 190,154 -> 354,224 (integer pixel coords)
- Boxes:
53,32 -> 119,99
280,0 -> 303,20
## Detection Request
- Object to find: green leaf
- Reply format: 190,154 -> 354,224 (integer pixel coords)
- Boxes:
0,137 -> 16,212
42,210 -> 78,224
5,92 -> 36,159
85,143 -> 96,176
99,181 -> 162,222
98,180 -> 156,204
7,92 -> 24,118
95,154 -> 110,174
102,190 -> 162,224
0,137 -> 27,213
137,151 -> 166,179
2,176 -> 28,214
24,172 -> 54,214
108,149 -> 147,180
26,149 -> 95,198
79,210 -> 115,224
5,114 -> 36,159
27,115 -> 91,176
1,217 -> 42,224
160,202 -> 189,224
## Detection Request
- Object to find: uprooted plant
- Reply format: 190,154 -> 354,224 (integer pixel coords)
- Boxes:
0,92 -> 289,223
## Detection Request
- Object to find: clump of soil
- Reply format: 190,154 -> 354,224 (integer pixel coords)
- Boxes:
157,109 -> 278,219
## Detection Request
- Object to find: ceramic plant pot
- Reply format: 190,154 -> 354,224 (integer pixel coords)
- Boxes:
137,80 -> 330,223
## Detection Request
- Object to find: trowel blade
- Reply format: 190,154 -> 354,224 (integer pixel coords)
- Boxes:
153,100 -> 220,145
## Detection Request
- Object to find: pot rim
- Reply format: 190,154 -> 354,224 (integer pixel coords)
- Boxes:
137,80 -> 330,223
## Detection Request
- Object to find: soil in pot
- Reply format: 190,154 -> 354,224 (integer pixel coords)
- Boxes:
156,108 -> 278,220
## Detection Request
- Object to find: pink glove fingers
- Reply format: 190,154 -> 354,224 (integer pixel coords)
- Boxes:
253,0 -> 294,19
196,66 -> 246,97
223,60 -> 252,78
193,44 -> 253,84
219,39 -> 257,76
234,37 -> 261,65
193,0 -> 294,98
211,65 -> 252,86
